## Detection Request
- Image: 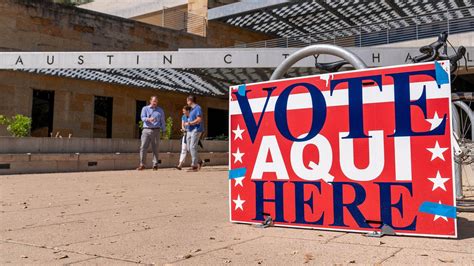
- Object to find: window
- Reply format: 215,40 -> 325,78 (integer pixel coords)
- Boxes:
93,96 -> 113,138
207,108 -> 228,139
135,100 -> 147,138
31,90 -> 55,137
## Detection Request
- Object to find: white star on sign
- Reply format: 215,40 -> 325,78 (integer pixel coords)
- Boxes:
232,124 -> 245,140
234,176 -> 245,187
428,171 -> 450,191
233,194 -> 245,211
427,141 -> 448,161
426,112 -> 444,131
232,148 -> 245,163
433,201 -> 448,221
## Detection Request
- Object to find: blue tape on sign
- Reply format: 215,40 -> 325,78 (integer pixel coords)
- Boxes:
419,201 -> 456,218
229,167 -> 246,179
238,84 -> 246,96
434,61 -> 449,86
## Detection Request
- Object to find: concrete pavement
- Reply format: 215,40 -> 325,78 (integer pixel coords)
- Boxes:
1,166 -> 473,265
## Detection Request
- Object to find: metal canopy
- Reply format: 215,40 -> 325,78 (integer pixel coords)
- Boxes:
16,67 -> 323,97
210,0 -> 473,38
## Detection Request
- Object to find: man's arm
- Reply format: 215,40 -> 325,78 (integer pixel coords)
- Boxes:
189,116 -> 202,125
141,107 -> 148,122
160,108 -> 166,131
188,107 -> 202,125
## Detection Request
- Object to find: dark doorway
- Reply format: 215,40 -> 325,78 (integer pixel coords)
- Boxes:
31,89 -> 55,137
93,96 -> 113,138
135,100 -> 147,138
207,108 -> 228,139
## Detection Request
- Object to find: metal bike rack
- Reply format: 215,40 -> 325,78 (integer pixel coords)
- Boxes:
452,103 -> 463,198
453,101 -> 474,140
270,44 -> 367,80
452,100 -> 474,199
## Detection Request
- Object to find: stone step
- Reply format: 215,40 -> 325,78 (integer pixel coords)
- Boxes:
0,152 -> 228,175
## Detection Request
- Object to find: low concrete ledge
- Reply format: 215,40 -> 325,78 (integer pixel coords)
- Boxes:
0,137 -> 228,154
0,152 -> 229,175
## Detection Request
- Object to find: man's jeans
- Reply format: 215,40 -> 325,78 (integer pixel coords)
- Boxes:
140,128 -> 161,167
186,129 -> 202,166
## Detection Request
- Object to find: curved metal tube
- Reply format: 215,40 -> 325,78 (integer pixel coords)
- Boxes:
453,100 -> 474,140
270,44 -> 367,80
451,103 -> 462,199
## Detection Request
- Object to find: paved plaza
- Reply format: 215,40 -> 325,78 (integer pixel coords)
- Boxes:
1,166 -> 473,265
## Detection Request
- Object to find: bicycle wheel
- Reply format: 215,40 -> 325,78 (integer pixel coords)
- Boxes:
451,92 -> 473,165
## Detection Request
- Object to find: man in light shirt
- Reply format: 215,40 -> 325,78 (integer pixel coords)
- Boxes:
184,95 -> 204,171
137,96 -> 165,171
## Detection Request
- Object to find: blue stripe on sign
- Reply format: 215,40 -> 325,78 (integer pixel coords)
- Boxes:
434,61 -> 449,86
419,201 -> 456,218
229,167 -> 246,179
238,84 -> 246,96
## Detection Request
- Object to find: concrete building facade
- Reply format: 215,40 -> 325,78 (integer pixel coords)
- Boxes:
0,70 -> 228,138
0,0 -> 271,139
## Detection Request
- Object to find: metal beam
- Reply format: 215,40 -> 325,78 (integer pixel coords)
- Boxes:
385,0 -> 408,17
3,47 -> 474,69
454,0 -> 466,8
263,9 -> 309,34
315,0 -> 355,27
208,0 -> 291,20
222,0 -> 316,31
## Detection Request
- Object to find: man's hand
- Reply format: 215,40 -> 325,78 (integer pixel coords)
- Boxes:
147,117 -> 156,122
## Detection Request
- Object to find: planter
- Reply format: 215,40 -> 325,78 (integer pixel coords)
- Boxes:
0,137 -> 228,154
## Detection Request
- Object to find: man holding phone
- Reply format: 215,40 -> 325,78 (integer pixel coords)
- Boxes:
137,96 -> 165,171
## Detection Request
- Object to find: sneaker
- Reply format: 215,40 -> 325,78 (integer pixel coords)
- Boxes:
152,166 -> 158,171
175,165 -> 182,170
136,165 -> 145,171
198,160 -> 204,170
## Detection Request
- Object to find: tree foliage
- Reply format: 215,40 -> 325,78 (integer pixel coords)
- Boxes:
164,117 -> 173,140
0,114 -> 32,137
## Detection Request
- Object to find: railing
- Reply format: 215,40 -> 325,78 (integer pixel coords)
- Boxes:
160,6 -> 207,37
234,7 -> 474,48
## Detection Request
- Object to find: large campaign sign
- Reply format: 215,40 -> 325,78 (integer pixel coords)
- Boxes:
229,61 -> 457,238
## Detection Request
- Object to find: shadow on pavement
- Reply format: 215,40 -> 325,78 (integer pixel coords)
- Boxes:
200,166 -> 228,172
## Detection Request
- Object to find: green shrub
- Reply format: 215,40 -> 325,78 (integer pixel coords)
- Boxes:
139,117 -> 172,139
0,114 -> 32,137
164,117 -> 173,140
215,134 -> 228,141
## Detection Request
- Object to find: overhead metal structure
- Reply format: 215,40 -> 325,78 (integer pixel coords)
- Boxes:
17,67 -> 330,97
209,0 -> 473,41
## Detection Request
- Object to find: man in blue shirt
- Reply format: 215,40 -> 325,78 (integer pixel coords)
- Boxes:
137,96 -> 166,171
184,95 -> 204,171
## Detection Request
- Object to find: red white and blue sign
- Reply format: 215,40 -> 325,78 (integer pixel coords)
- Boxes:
229,61 -> 457,238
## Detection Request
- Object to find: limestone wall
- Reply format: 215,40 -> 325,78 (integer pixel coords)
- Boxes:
0,0 -> 271,52
0,70 -> 228,138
